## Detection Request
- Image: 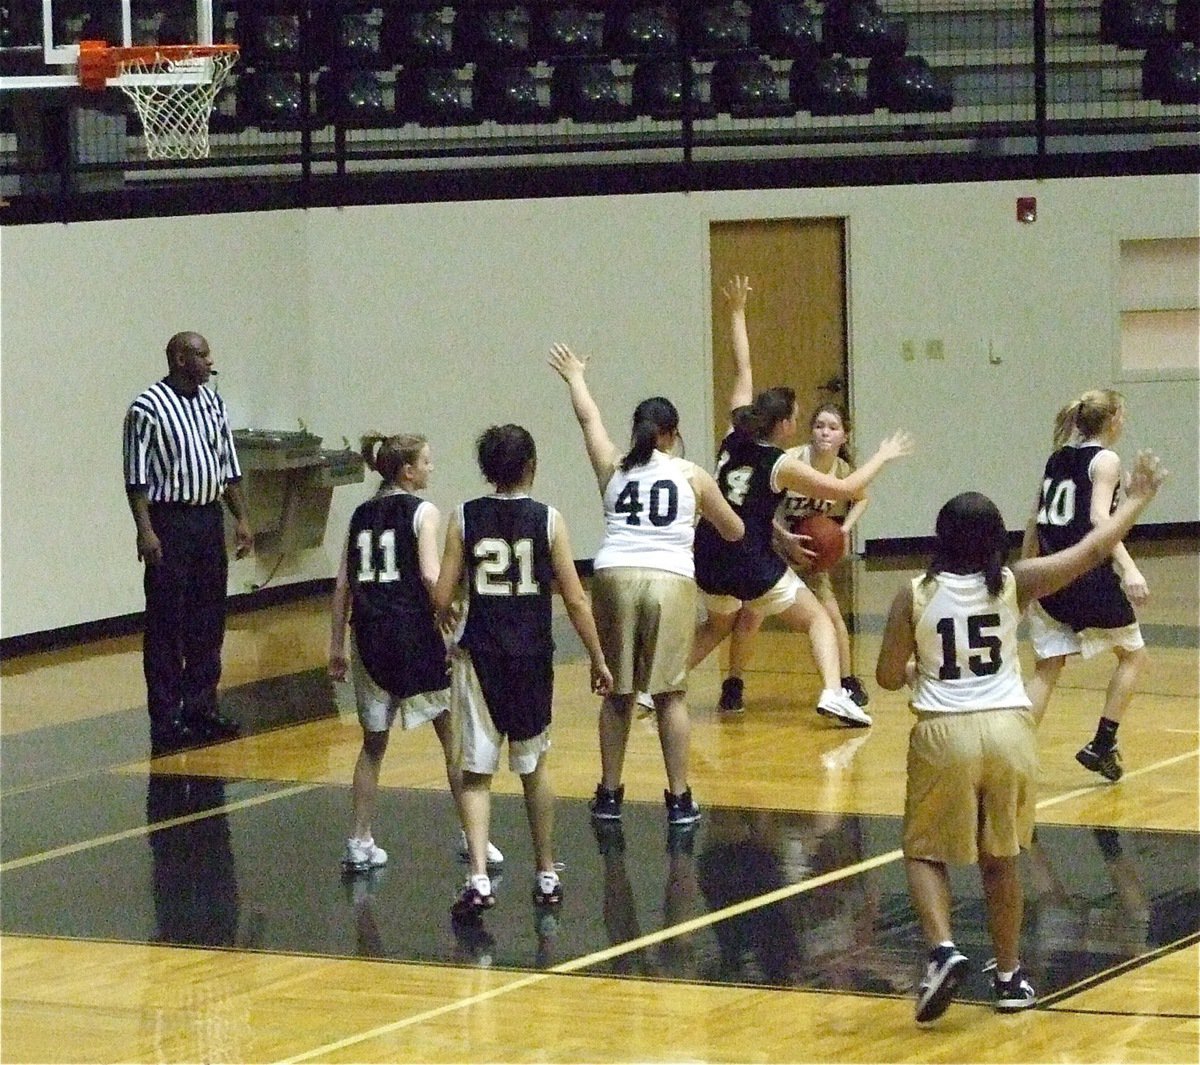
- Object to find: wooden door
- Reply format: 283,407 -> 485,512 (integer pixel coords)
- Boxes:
708,218 -> 856,649
708,218 -> 848,446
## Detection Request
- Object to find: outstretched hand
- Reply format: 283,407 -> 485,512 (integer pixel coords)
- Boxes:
876,429 -> 916,462
548,342 -> 587,382
722,275 -> 752,313
1125,449 -> 1167,501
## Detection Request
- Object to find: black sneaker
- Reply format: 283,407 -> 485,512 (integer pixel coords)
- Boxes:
718,676 -> 745,713
841,675 -> 870,707
664,788 -> 701,825
666,821 -> 698,855
591,819 -> 626,857
914,945 -> 969,1023
589,783 -> 624,820
993,967 -> 1036,1012
1076,742 -> 1124,782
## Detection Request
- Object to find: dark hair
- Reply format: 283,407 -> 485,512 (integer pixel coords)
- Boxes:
477,424 -> 536,491
360,432 -> 426,486
925,491 -> 1008,596
733,386 -> 796,440
621,396 -> 680,472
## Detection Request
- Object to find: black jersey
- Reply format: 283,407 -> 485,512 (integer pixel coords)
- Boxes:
1035,443 -> 1134,631
694,424 -> 788,601
458,494 -> 556,660
347,490 -> 449,696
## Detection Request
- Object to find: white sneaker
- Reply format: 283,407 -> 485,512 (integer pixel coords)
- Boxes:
458,830 -> 504,865
635,691 -> 656,714
816,688 -> 872,728
342,836 -> 387,872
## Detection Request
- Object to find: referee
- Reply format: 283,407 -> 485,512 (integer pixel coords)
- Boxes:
123,331 -> 254,754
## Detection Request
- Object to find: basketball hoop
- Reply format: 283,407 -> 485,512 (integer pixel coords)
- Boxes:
77,40 -> 239,160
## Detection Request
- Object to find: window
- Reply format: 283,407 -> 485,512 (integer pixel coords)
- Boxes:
1117,237 -> 1200,380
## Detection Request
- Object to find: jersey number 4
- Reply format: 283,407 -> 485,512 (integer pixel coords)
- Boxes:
934,613 -> 1002,679
474,537 -> 539,597
614,479 -> 679,526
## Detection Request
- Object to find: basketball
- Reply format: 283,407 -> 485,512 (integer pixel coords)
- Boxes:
791,514 -> 845,573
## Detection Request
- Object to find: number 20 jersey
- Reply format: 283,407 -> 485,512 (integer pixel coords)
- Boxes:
909,569 -> 1030,713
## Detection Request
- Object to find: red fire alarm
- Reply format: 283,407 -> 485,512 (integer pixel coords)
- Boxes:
1016,196 -> 1037,223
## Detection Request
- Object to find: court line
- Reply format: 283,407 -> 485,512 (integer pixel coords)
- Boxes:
0,783 -> 319,872
275,847 -> 906,1065
276,745 -> 1200,1064
6,746 -> 1195,876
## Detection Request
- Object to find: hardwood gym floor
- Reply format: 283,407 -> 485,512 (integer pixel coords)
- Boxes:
1,543 -> 1197,1064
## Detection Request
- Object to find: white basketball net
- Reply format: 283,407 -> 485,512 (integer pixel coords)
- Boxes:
116,50 -> 238,160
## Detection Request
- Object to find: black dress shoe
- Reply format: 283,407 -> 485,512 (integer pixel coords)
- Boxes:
190,712 -> 241,741
150,718 -> 197,755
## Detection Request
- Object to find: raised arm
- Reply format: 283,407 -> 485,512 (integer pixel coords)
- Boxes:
548,343 -> 621,491
692,466 -> 744,541
776,430 -> 914,500
548,512 -> 613,696
1013,450 -> 1166,610
724,276 -> 754,414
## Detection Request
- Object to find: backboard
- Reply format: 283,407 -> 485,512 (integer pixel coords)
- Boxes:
0,1 -> 216,90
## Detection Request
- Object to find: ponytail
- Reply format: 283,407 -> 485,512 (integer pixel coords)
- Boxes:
1051,401 -> 1081,449
620,396 -> 680,472
360,431 -> 427,487
1053,389 -> 1124,448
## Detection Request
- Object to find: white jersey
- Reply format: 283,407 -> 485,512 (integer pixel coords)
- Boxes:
594,450 -> 699,579
909,568 -> 1031,714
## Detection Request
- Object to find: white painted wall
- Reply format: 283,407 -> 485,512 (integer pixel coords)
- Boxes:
2,174 -> 1196,637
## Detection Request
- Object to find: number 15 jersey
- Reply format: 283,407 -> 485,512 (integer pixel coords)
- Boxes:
910,568 -> 1031,713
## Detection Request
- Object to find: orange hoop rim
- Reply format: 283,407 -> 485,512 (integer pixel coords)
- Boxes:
77,40 -> 240,91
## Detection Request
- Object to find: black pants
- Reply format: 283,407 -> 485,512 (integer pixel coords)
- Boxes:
143,502 -> 228,733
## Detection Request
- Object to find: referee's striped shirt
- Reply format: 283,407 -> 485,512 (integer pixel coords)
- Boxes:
123,380 -> 242,505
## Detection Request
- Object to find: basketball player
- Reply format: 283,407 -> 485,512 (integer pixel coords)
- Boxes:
434,424 -> 612,918
1022,390 -> 1149,781
548,343 -> 743,826
876,450 -> 1165,1023
692,276 -> 913,728
719,402 -> 871,714
329,433 -> 502,873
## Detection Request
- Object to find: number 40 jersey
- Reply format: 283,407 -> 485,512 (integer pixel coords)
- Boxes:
909,569 -> 1031,713
594,449 -> 700,579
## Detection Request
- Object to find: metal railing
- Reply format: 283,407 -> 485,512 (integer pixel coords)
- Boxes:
1,1 -> 1196,222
